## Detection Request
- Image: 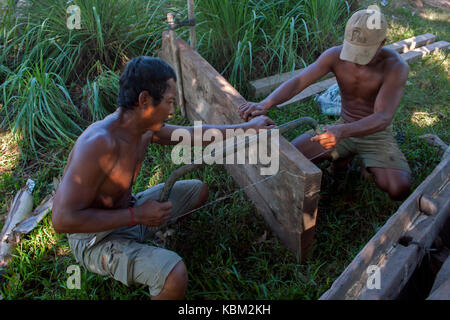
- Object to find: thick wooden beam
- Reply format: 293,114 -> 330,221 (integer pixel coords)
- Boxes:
159,32 -> 322,260
384,33 -> 436,53
277,39 -> 449,108
401,40 -> 450,63
320,155 -> 450,300
250,33 -> 436,98
427,256 -> 450,300
277,77 -> 337,108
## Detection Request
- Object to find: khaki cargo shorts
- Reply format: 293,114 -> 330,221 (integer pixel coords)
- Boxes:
67,179 -> 205,296
309,118 -> 411,173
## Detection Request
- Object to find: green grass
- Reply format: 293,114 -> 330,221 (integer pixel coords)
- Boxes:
0,0 -> 449,300
195,0 -> 351,94
1,0 -> 173,153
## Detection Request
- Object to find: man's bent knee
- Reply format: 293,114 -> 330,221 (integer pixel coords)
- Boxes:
388,178 -> 411,201
152,261 -> 188,300
370,167 -> 411,201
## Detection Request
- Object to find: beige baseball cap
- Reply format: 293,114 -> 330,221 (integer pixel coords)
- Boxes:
340,8 -> 387,65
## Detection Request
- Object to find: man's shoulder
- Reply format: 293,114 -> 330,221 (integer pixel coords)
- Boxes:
320,46 -> 343,60
74,121 -> 119,159
381,47 -> 408,69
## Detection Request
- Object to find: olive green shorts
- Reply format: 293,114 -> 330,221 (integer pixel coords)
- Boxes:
67,179 -> 205,296
309,118 -> 411,173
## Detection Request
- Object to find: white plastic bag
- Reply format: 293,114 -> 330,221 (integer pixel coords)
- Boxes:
315,83 -> 342,116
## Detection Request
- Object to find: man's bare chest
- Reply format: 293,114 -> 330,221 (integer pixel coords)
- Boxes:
95,140 -> 149,208
335,65 -> 384,98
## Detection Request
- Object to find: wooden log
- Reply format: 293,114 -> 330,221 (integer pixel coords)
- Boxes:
250,33 -> 436,98
320,155 -> 450,300
159,32 -> 322,260
277,40 -> 449,108
277,77 -> 337,108
249,70 -> 334,99
427,255 -> 450,300
426,279 -> 450,300
187,0 -> 196,50
401,40 -> 450,64
384,33 -> 436,53
167,13 -> 186,117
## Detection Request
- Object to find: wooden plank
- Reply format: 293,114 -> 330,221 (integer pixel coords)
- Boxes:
159,32 -> 322,260
384,33 -> 436,53
277,40 -> 449,108
250,70 -> 334,99
277,77 -> 337,108
428,254 -> 450,299
400,40 -> 450,64
251,33 -> 436,98
320,155 -> 450,300
427,279 -> 450,300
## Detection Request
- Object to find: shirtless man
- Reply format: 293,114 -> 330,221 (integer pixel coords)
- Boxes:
239,9 -> 411,201
52,57 -> 274,299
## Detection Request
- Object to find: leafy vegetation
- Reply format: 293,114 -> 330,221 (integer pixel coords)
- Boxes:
0,0 -> 448,300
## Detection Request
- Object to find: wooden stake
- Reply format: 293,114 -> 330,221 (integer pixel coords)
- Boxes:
187,0 -> 196,50
167,13 -> 186,117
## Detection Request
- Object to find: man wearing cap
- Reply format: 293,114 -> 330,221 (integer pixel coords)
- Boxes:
239,8 -> 411,201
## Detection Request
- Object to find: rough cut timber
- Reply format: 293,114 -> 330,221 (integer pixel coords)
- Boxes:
159,32 -> 322,261
400,40 -> 450,63
250,33 -> 436,98
320,155 -> 450,300
277,39 -> 449,108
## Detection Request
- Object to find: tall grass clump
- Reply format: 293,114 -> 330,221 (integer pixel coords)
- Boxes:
195,0 -> 351,94
1,61 -> 83,152
0,0 -> 172,152
81,70 -> 120,122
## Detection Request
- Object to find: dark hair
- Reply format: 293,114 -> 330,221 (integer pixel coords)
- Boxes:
117,57 -> 176,110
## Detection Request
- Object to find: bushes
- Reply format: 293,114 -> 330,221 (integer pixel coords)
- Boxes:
0,0 -> 171,152
195,0 -> 351,93
1,62 -> 83,151
0,0 -> 351,152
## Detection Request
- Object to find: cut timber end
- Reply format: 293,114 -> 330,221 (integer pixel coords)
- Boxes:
320,155 -> 450,300
384,33 -> 436,53
251,33 -> 436,98
159,32 -> 322,261
277,77 -> 337,108
400,40 -> 449,64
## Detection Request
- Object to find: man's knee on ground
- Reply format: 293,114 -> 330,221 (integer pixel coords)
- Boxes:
155,261 -> 188,299
371,168 -> 412,201
387,178 -> 411,201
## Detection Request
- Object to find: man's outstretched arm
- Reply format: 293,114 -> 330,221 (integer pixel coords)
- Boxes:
238,47 -> 338,121
151,115 -> 276,146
